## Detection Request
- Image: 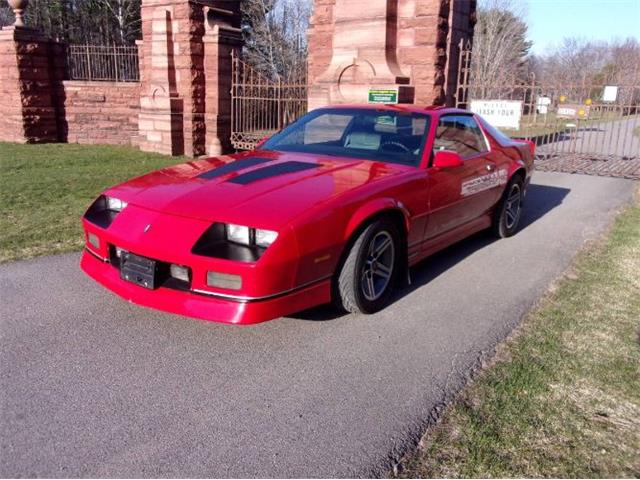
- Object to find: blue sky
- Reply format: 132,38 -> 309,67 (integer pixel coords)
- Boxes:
525,0 -> 640,54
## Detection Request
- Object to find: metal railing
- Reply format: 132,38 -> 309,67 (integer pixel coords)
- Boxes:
67,45 -> 140,82
230,50 -> 308,150
455,40 -> 640,161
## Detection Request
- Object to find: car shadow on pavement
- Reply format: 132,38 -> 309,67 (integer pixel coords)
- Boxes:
291,183 -> 571,321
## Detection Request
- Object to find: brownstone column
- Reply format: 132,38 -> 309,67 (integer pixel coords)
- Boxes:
202,4 -> 241,156
138,0 -> 241,157
396,0 -> 475,105
444,0 -> 476,106
308,0 -> 476,108
0,26 -> 58,143
138,0 -> 204,157
138,7 -> 185,156
308,0 -> 414,110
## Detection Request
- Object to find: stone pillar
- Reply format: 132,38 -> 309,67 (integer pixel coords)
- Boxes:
308,0 -> 414,110
138,0 -> 205,157
444,0 -> 476,106
396,0 -> 475,105
202,3 -> 242,156
0,26 -> 59,143
308,0 -> 476,108
138,0 -> 241,157
138,7 -> 185,156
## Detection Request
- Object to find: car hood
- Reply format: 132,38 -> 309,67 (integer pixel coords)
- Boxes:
106,151 -> 408,229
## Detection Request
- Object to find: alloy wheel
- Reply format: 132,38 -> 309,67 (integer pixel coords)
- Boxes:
360,231 -> 395,301
504,183 -> 522,230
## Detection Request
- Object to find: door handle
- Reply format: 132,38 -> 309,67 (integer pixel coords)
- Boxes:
486,163 -> 496,172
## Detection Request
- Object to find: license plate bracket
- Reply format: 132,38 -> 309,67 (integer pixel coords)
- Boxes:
120,252 -> 157,289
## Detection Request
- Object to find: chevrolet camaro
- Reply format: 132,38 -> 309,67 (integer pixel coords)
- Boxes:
81,105 -> 534,324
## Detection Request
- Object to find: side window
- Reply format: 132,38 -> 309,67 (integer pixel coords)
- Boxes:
433,115 -> 488,159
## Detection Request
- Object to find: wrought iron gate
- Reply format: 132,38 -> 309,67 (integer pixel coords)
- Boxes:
455,40 -> 640,163
230,51 -> 308,151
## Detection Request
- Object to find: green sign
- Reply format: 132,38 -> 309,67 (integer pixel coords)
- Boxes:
368,89 -> 399,104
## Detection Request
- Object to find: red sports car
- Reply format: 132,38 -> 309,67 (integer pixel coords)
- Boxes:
81,105 -> 534,324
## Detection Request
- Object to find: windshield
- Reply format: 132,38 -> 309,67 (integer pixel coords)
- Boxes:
261,108 -> 431,166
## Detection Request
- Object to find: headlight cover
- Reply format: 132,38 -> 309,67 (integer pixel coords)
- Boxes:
255,228 -> 278,248
192,223 -> 279,262
84,195 -> 128,229
225,224 -> 278,248
226,224 -> 251,245
106,196 -> 128,212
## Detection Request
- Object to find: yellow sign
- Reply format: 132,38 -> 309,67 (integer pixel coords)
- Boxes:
559,95 -> 567,103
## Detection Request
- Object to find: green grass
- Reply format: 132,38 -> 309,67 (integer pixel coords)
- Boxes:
0,143 -> 182,263
396,191 -> 640,478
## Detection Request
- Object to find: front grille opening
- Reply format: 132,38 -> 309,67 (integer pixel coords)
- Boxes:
108,245 -> 191,291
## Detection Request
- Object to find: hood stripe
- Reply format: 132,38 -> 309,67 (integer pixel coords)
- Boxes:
227,161 -> 320,185
198,157 -> 271,180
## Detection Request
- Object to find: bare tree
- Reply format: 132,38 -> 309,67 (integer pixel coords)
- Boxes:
91,0 -> 141,45
242,0 -> 312,82
0,0 -> 141,44
0,3 -> 13,26
532,37 -> 640,107
469,0 -> 532,97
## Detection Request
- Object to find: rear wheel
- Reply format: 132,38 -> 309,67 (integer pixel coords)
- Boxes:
492,177 -> 524,238
335,218 -> 400,314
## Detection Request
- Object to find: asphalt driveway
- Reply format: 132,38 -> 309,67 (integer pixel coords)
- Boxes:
0,172 -> 636,477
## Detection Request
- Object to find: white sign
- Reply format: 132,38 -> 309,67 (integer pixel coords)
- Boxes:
536,96 -> 551,114
537,96 -> 551,106
603,85 -> 618,102
470,100 -> 522,130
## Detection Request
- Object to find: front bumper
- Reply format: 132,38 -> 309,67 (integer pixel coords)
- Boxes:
81,249 -> 331,324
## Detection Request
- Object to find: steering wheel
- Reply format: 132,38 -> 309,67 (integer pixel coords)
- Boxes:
381,141 -> 411,153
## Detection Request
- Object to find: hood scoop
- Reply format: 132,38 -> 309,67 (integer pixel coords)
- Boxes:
227,161 -> 320,185
198,157 -> 271,180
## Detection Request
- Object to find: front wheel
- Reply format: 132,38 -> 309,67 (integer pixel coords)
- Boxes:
335,218 -> 400,314
492,177 -> 524,238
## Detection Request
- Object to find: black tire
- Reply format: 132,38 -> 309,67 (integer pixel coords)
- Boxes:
334,217 -> 401,314
492,176 -> 524,238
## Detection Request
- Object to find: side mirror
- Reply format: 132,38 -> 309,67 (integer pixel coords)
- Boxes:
433,150 -> 464,169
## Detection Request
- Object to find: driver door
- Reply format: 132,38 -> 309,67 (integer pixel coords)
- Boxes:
424,114 -> 495,239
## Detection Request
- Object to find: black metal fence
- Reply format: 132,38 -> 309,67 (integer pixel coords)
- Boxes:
67,45 -> 140,82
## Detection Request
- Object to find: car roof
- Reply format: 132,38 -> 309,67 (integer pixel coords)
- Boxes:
322,104 -> 471,115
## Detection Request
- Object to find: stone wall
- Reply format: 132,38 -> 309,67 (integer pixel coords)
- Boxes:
62,81 -> 141,146
0,0 -> 241,156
